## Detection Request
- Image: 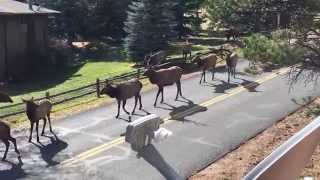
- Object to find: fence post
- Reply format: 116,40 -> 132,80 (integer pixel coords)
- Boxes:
137,69 -> 141,79
96,78 -> 100,98
45,91 -> 50,99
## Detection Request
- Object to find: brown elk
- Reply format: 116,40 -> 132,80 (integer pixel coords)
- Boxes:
182,40 -> 192,61
192,54 -> 217,84
0,92 -> 20,160
23,98 -> 53,142
143,66 -> 183,107
226,28 -> 240,41
100,79 -> 143,120
144,51 -> 166,67
216,48 -> 239,83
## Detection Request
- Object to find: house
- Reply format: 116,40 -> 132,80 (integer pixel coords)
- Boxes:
0,0 -> 59,81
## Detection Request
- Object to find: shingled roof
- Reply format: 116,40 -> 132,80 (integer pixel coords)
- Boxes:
0,0 -> 60,15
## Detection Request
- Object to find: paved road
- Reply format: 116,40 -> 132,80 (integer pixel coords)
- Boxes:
1,61 -> 319,180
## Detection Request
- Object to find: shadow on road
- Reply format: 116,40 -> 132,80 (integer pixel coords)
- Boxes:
32,133 -> 68,167
138,144 -> 183,180
214,80 -> 238,93
240,79 -> 261,92
0,156 -> 26,180
156,97 -> 208,126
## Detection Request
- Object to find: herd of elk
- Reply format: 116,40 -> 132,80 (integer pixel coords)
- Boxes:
0,43 -> 239,161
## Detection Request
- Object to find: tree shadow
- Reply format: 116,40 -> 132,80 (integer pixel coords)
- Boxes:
214,80 -> 238,93
240,79 -> 261,92
2,64 -> 84,96
137,144 -> 183,180
291,96 -> 313,106
32,133 -> 68,167
0,156 -> 26,180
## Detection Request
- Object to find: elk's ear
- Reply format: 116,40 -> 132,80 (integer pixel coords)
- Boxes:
21,98 -> 26,103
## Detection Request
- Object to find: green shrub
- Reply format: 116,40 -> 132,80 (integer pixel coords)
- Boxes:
271,29 -> 295,42
242,34 -> 304,67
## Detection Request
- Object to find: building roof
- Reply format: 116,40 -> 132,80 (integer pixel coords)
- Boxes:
0,0 -> 60,15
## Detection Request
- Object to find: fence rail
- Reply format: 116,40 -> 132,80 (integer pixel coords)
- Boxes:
0,68 -> 144,119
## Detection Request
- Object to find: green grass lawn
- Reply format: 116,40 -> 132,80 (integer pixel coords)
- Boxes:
4,61 -> 134,102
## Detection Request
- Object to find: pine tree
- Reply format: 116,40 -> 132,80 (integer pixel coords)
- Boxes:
124,0 -> 178,61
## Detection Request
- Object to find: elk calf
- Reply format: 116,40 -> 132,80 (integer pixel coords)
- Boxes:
100,79 -> 143,120
226,52 -> 239,83
193,54 -> 217,84
182,40 -> 192,61
23,98 -> 53,142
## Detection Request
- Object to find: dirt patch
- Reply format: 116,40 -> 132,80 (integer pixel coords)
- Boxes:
189,98 -> 320,180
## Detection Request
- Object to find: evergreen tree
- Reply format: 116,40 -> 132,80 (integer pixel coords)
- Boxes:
124,0 -> 178,61
38,0 -> 93,40
175,0 -> 205,39
94,0 -> 131,40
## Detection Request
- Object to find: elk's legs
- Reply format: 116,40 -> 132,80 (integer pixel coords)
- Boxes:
200,71 -> 203,84
176,81 -> 182,100
2,140 -> 9,161
116,100 -> 121,118
8,136 -> 20,155
228,68 -> 231,83
212,66 -> 215,80
29,122 -> 34,142
132,96 -> 138,115
160,87 -> 164,103
36,121 -> 40,142
122,100 -> 130,115
41,117 -> 47,136
48,112 -> 53,133
154,86 -> 162,107
139,95 -> 142,110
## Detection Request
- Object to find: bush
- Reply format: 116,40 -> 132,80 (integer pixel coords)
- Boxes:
242,34 -> 304,68
271,29 -> 296,42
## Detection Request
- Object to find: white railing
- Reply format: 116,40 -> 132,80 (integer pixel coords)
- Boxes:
244,116 -> 320,180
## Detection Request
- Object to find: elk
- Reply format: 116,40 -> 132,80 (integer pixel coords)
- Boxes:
193,53 -> 217,84
217,48 -> 239,83
23,98 -> 53,142
226,52 -> 239,83
100,79 -> 143,120
182,40 -> 192,61
226,28 -> 240,41
0,92 -> 20,160
144,51 -> 166,67
143,66 -> 183,107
